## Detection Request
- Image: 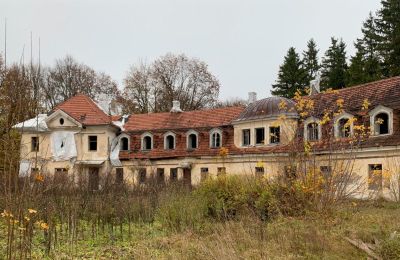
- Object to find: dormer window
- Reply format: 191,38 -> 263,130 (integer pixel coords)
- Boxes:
210,129 -> 222,148
369,105 -> 393,136
164,132 -> 176,150
120,137 -> 129,151
141,133 -> 153,150
187,130 -> 198,149
334,112 -> 354,138
304,117 -> 321,141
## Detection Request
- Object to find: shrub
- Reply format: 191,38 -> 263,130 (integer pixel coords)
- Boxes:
380,235 -> 400,260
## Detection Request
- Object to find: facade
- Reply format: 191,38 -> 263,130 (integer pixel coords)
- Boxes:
14,77 -> 400,198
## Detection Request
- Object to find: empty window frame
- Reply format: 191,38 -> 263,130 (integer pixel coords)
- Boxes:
217,167 -> 226,176
338,118 -> 351,138
255,167 -> 265,177
116,168 -> 124,185
157,168 -> 165,184
210,130 -> 222,148
31,136 -> 39,152
142,134 -> 153,150
165,134 -> 175,150
88,136 -> 98,151
242,129 -> 251,146
187,131 -> 198,149
255,128 -> 265,145
269,126 -> 280,144
170,168 -> 178,181
374,113 -> 389,135
139,168 -> 147,184
307,122 -> 319,141
368,164 -> 383,190
200,167 -> 209,181
120,137 -> 129,151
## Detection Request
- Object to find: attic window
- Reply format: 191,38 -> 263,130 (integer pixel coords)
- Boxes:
120,137 -> 129,151
59,118 -> 64,125
375,113 -> 389,135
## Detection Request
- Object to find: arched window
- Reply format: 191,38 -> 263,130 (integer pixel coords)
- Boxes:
375,113 -> 389,135
369,105 -> 393,136
164,132 -> 176,150
338,118 -> 351,138
187,130 -> 198,149
141,133 -> 153,150
120,137 -> 129,151
210,129 -> 222,148
307,122 -> 319,141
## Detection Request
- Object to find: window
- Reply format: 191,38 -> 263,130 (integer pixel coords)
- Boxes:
200,168 -> 209,181
187,131 -> 198,149
165,134 -> 175,150
54,168 -> 68,184
307,123 -> 319,141
139,168 -> 147,184
242,129 -> 251,146
368,164 -> 382,190
88,136 -> 97,151
255,128 -> 265,145
141,133 -> 153,150
338,118 -> 351,138
255,167 -> 265,177
59,118 -> 64,125
120,137 -> 129,151
210,129 -> 222,148
116,168 -> 124,185
269,126 -> 280,144
320,166 -> 332,179
31,136 -> 39,152
157,168 -> 165,184
375,113 -> 389,135
217,167 -> 226,176
170,168 -> 178,181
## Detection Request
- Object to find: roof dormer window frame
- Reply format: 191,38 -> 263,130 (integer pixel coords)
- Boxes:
304,117 -> 321,142
334,112 -> 354,139
186,130 -> 199,150
141,132 -> 153,151
369,105 -> 393,137
209,128 -> 223,148
119,133 -> 130,151
164,131 -> 176,150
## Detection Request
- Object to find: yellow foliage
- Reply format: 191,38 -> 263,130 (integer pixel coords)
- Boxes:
362,98 -> 370,110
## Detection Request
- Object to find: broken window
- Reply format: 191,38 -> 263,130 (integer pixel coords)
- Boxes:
242,129 -> 251,146
307,122 -> 319,141
338,118 -> 351,138
88,136 -> 97,151
157,168 -> 165,184
170,168 -> 178,181
139,168 -> 147,184
165,135 -> 175,150
255,167 -> 264,177
142,135 -> 152,150
320,166 -> 332,179
31,136 -> 39,152
269,126 -> 280,144
188,133 -> 198,149
116,168 -> 124,185
368,164 -> 383,190
255,128 -> 265,145
120,137 -> 129,151
375,113 -> 389,135
200,167 -> 209,182
210,131 -> 221,148
217,167 -> 226,176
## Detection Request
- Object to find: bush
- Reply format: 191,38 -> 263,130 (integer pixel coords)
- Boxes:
380,235 -> 400,260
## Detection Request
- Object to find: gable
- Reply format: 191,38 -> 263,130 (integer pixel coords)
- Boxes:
46,110 -> 82,129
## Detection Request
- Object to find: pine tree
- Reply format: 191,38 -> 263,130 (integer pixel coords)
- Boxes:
321,37 -> 348,89
375,0 -> 400,77
347,14 -> 382,85
271,47 -> 307,98
302,39 -> 320,84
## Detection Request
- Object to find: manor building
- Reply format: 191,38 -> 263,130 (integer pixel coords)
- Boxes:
15,76 -> 400,198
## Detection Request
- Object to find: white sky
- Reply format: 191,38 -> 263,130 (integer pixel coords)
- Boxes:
0,0 -> 381,101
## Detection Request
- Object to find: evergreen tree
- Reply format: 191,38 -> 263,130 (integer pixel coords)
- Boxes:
347,14 -> 382,85
302,39 -> 320,83
375,0 -> 400,77
271,47 -> 307,98
321,37 -> 348,89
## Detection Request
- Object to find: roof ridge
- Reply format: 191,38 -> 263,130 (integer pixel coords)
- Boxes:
128,105 -> 245,117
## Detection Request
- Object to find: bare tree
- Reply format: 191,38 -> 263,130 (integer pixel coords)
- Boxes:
215,97 -> 248,108
42,56 -> 118,110
122,53 -> 220,113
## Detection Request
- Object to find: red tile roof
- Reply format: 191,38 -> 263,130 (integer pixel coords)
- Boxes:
53,94 -> 113,126
124,106 -> 245,132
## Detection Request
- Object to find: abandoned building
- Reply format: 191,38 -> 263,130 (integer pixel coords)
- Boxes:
14,76 -> 400,198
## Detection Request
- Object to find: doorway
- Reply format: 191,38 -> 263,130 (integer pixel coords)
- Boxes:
183,168 -> 192,186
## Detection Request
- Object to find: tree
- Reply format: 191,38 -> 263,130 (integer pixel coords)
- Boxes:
321,38 -> 348,90
302,39 -> 320,83
123,53 -> 220,113
348,14 -> 382,86
271,47 -> 307,98
375,0 -> 400,77
42,56 -> 118,110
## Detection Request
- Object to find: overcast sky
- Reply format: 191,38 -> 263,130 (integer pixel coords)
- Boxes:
0,0 -> 381,101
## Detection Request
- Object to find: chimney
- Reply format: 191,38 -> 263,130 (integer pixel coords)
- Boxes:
170,100 -> 183,113
248,92 -> 257,104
